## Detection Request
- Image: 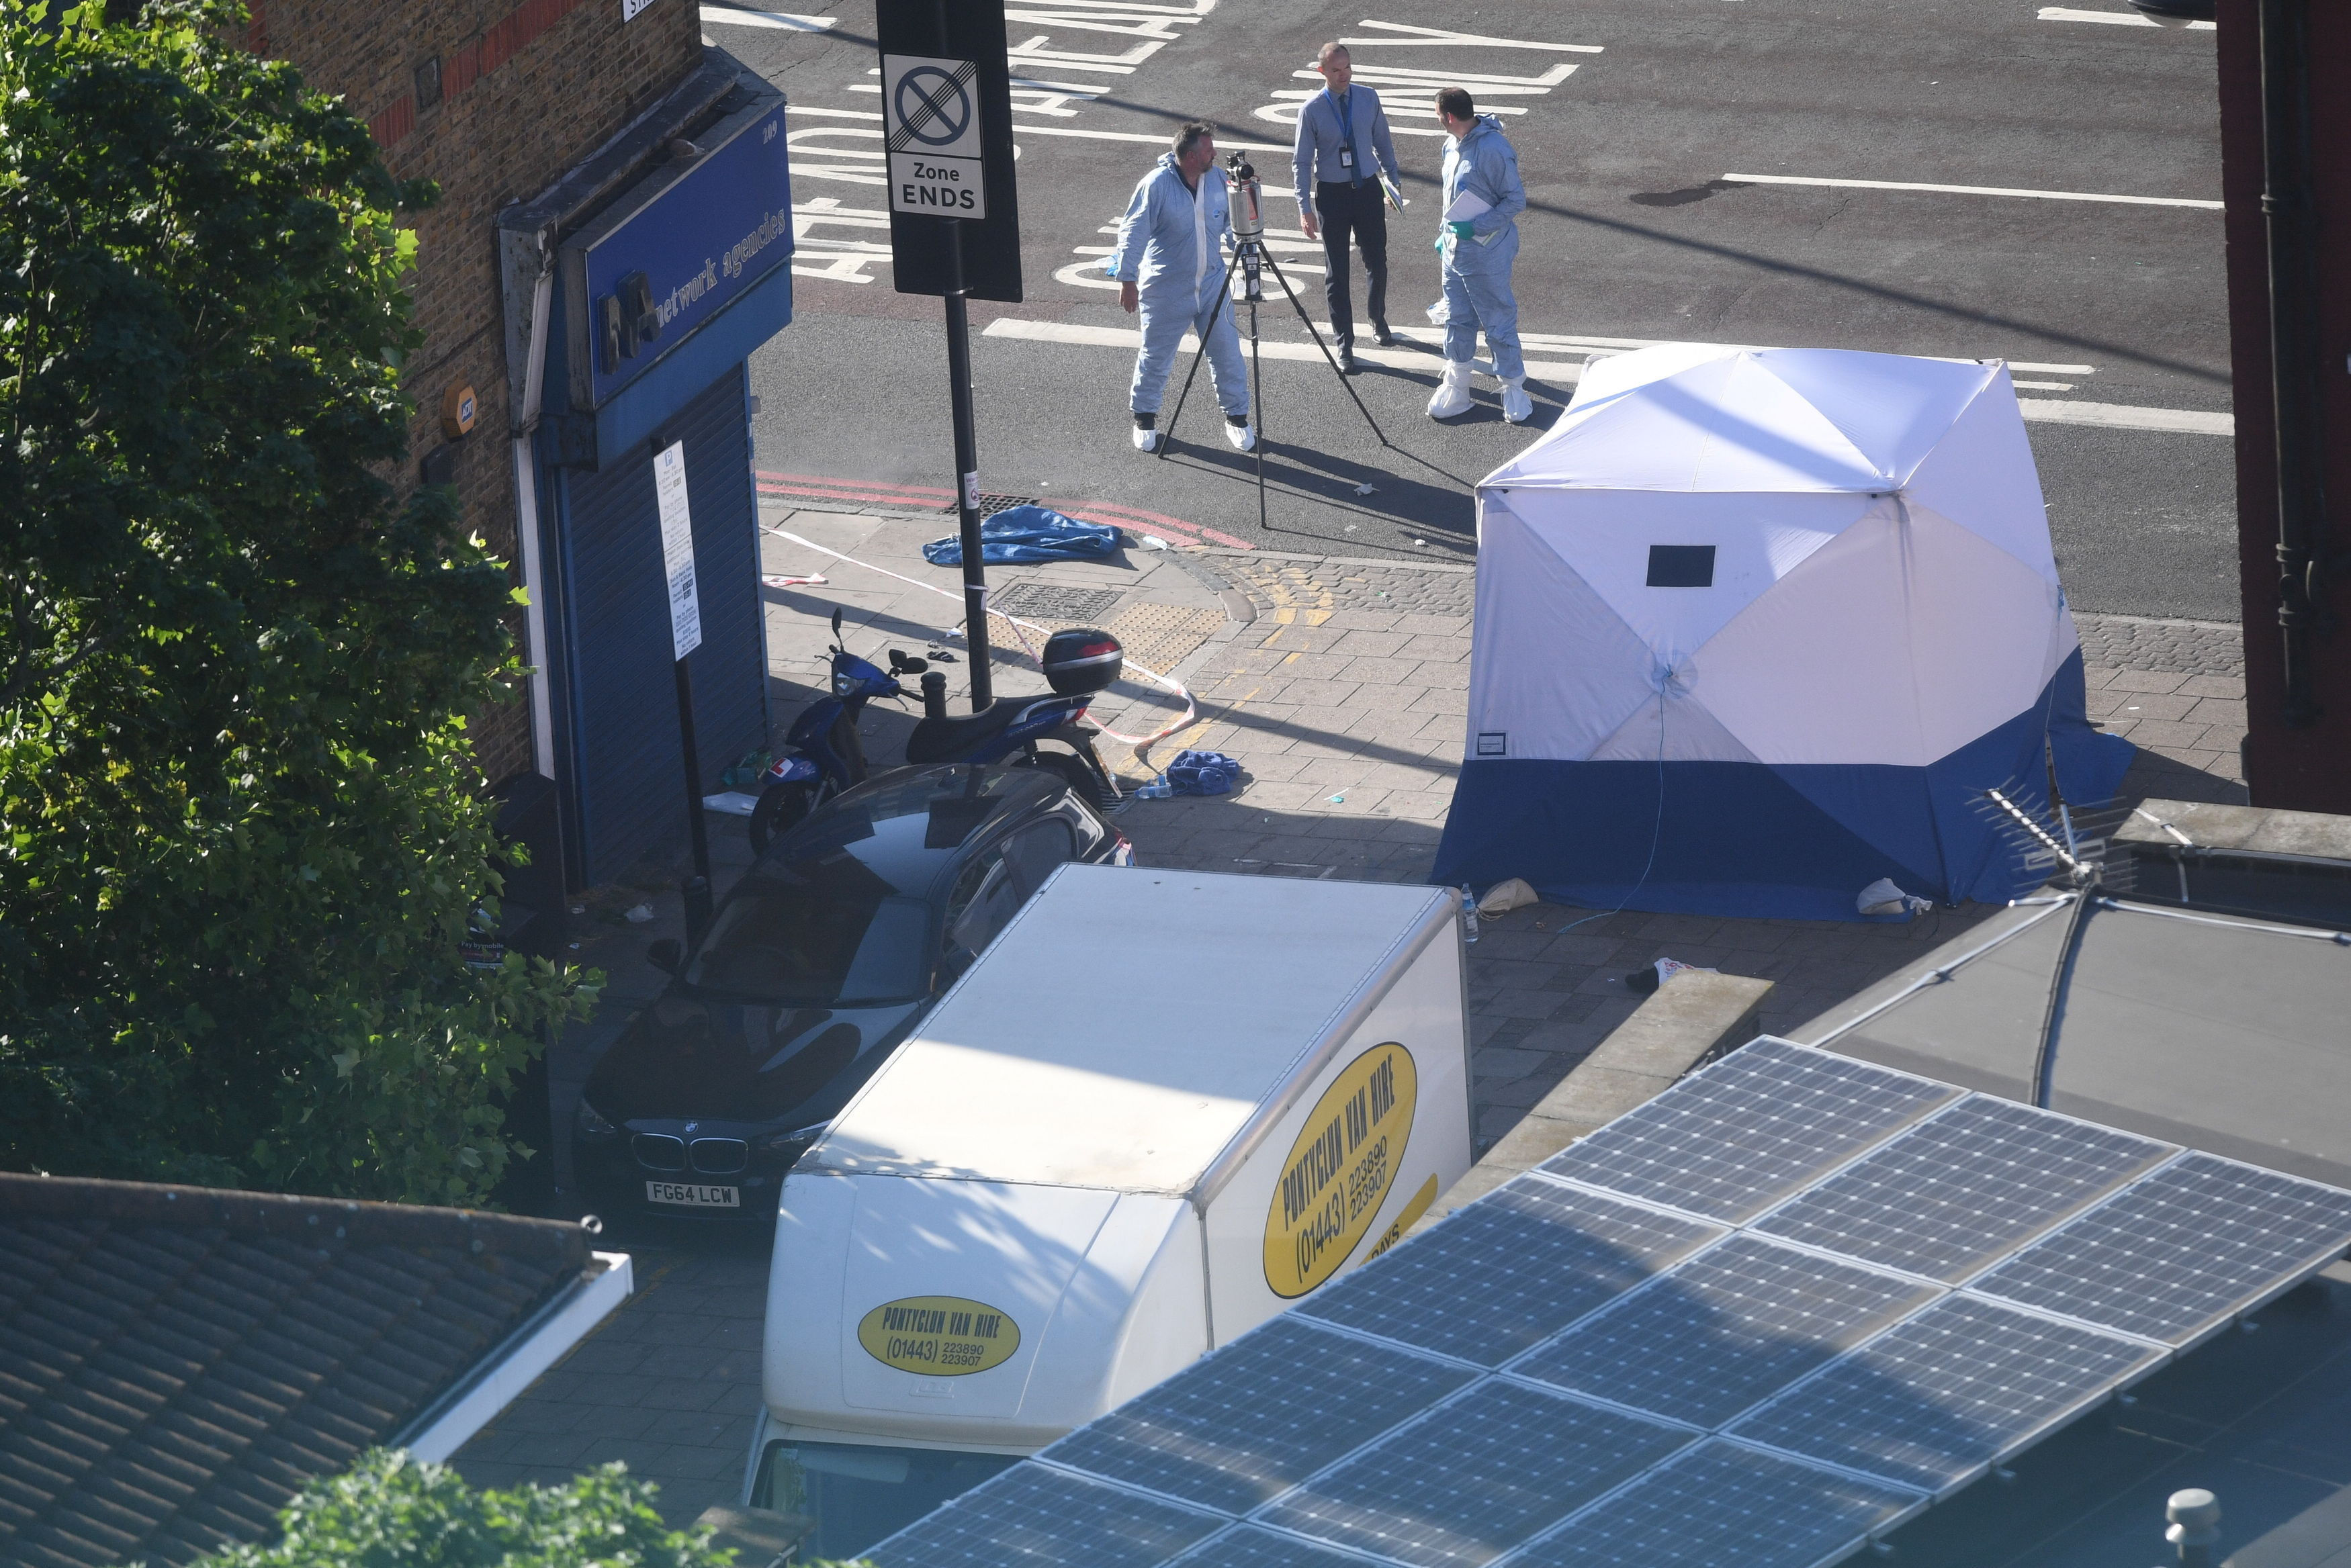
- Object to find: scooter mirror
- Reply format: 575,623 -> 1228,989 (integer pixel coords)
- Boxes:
646,937 -> 682,974
830,606 -> 844,639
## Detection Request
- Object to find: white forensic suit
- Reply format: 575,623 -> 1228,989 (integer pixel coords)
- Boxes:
1107,152 -> 1251,425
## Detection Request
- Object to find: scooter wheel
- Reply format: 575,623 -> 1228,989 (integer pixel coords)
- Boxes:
748,782 -> 815,858
1028,750 -> 1121,815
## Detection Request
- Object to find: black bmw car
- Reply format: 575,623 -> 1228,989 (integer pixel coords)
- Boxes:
572,763 -> 1130,1224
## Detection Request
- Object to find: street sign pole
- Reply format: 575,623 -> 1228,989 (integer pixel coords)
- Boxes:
942,224 -> 993,710
878,1 -> 1016,712
672,655 -> 712,933
653,441 -> 713,936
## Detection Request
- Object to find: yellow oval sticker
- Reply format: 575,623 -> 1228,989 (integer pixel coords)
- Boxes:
857,1295 -> 1022,1377
1264,1042 -> 1417,1298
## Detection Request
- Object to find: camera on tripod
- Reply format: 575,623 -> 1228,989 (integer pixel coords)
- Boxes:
1225,150 -> 1265,241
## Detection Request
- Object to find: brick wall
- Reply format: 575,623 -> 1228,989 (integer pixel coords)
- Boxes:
251,0 -> 705,786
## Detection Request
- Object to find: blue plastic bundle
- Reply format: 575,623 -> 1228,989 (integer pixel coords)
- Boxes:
1166,749 -> 1241,796
922,504 -> 1119,566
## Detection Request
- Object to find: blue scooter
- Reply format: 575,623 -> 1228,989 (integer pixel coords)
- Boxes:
748,608 -> 1126,855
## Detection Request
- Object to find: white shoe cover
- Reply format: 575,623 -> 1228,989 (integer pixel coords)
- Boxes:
1426,361 -> 1474,420
1224,418 -> 1256,452
1132,424 -> 1163,453
1501,376 -> 1534,424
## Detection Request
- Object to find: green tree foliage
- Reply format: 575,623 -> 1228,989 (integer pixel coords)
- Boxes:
0,0 -> 596,1203
188,1450 -> 817,1568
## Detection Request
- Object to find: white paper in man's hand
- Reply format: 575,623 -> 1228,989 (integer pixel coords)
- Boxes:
1442,189 -> 1491,224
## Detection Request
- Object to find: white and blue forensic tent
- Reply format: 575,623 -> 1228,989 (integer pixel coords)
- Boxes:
1431,344 -> 2136,921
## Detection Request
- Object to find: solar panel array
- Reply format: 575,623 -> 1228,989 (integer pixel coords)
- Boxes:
866,1039 -> 2351,1568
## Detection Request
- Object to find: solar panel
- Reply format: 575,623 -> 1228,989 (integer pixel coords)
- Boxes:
1540,1037 -> 1958,1223
1507,1440 -> 1923,1568
1295,1176 -> 1722,1367
1748,1095 -> 2172,1282
1725,1293 -> 2164,1494
1168,1526 -> 1393,1568
1511,1234 -> 1939,1428
1045,1316 -> 1475,1515
865,1464 -> 1222,1568
863,1039 -> 2351,1568
1969,1150 -> 2351,1345
1255,1381 -> 1694,1568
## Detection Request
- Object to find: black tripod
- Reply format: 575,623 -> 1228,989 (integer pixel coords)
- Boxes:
1157,154 -> 1390,531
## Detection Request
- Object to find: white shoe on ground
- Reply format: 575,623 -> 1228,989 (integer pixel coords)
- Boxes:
1427,361 -> 1474,420
1501,376 -> 1534,424
1131,422 -> 1163,453
1224,417 -> 1256,452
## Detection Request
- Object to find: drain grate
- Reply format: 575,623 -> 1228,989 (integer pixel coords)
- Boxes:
938,493 -> 1041,520
989,582 -> 1125,622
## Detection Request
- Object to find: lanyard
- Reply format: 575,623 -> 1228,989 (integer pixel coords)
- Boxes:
1327,88 -> 1363,186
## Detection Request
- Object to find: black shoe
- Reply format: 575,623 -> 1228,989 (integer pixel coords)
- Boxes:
1372,321 -> 1400,347
1335,347 -> 1359,374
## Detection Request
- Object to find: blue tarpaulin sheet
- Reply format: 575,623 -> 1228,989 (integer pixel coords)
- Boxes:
922,505 -> 1118,565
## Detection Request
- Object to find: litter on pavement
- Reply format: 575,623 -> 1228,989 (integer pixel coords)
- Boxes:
1857,876 -> 1935,918
1624,956 -> 1720,995
921,504 -> 1118,565
1475,877 -> 1540,917
1166,749 -> 1241,796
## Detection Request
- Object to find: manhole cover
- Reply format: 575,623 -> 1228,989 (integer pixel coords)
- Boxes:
989,582 -> 1125,622
938,493 -> 1040,520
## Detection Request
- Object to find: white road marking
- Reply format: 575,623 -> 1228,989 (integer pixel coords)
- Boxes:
1724,173 -> 2222,210
787,103 -> 1287,154
1013,123 -> 1290,153
2039,5 -> 2215,26
2011,380 -> 2076,391
1363,323 -> 2096,377
1257,101 -> 1452,135
986,317 -> 1587,379
1270,87 -> 1527,115
699,6 -> 835,29
1055,260 -> 1126,291
1293,62 -> 1580,88
2016,399 -> 2230,434
1343,20 -> 1604,53
985,320 -> 2221,433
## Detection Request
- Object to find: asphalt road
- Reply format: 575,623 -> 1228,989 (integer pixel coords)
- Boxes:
719,0 -> 2236,617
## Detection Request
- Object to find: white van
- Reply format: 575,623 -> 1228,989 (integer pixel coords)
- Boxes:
745,866 -> 1472,1559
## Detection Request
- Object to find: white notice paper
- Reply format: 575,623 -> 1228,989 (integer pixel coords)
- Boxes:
1442,189 -> 1491,224
653,441 -> 702,660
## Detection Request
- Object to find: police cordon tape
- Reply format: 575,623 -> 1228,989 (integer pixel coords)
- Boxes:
762,526 -> 1201,759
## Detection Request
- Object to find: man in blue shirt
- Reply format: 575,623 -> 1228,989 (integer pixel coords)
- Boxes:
1428,86 -> 1532,424
1291,42 -> 1400,375
1107,122 -> 1255,453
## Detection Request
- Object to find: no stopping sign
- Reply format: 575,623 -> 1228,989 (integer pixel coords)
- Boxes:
882,54 -> 988,218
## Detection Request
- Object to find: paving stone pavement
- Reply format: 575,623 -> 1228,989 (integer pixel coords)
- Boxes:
457,519 -> 2254,1520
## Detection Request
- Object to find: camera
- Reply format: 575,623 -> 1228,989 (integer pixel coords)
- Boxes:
1225,150 -> 1265,240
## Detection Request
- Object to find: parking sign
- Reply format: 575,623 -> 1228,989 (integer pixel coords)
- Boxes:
883,54 -> 988,220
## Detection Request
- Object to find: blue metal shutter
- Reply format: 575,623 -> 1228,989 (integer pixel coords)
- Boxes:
557,365 -> 768,885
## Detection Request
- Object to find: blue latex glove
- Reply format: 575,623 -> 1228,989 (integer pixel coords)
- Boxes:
1448,220 -> 1476,242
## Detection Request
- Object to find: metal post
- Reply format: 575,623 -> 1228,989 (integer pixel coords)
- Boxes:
1245,241 -> 1266,532
2258,0 -> 2327,728
942,218 -> 993,711
672,656 -> 713,939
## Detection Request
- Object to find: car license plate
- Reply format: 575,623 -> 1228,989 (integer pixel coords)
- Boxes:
646,1180 -> 740,1208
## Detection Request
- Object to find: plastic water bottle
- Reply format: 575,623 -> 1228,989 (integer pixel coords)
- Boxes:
1137,774 -> 1173,799
1460,885 -> 1480,943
